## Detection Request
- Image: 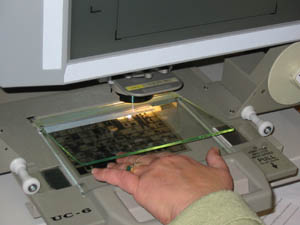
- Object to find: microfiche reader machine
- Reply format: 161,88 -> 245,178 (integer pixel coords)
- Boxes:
1,1 -> 300,225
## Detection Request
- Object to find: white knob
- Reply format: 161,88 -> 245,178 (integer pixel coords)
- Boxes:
241,106 -> 274,137
10,158 -> 40,195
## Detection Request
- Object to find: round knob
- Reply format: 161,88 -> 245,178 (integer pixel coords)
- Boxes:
257,121 -> 274,137
241,106 -> 274,137
10,158 -> 40,195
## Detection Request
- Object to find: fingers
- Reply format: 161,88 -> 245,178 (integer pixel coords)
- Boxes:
107,160 -> 150,176
107,162 -> 116,168
109,162 -> 132,170
205,147 -> 229,171
116,154 -> 140,164
92,168 -> 139,194
131,164 -> 150,176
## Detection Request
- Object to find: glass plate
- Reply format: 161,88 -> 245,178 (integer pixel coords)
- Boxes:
34,93 -> 234,175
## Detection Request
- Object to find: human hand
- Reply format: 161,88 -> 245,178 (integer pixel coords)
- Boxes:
92,148 -> 233,225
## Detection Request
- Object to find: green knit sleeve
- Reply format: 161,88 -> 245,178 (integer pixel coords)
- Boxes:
169,190 -> 264,225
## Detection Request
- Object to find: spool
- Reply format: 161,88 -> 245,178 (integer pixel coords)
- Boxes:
268,42 -> 300,105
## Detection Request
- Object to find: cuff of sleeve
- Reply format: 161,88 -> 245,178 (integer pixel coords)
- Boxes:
169,190 -> 264,225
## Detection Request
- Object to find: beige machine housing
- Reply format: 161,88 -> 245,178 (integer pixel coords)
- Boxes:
0,42 -> 300,225
178,42 -> 300,122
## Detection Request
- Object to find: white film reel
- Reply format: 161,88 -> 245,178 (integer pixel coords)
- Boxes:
268,42 -> 300,105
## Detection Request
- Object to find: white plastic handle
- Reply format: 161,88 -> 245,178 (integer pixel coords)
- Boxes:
10,158 -> 40,195
241,106 -> 274,137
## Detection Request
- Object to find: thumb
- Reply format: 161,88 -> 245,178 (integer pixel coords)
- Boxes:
205,148 -> 229,170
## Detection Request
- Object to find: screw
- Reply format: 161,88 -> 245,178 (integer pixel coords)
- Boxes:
145,73 -> 153,79
264,126 -> 273,135
28,184 -> 38,193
